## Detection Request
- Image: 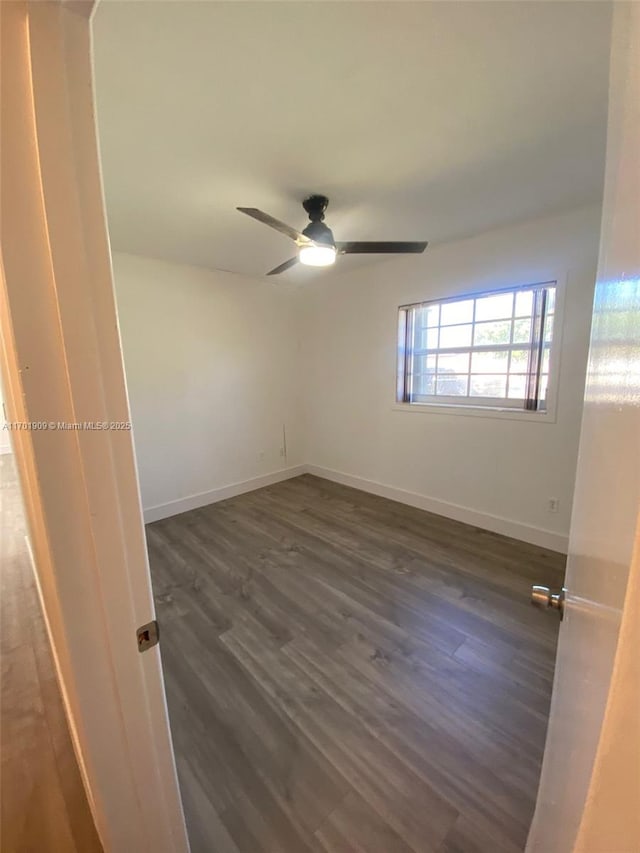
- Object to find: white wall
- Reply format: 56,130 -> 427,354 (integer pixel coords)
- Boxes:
301,205 -> 601,551
112,253 -> 303,520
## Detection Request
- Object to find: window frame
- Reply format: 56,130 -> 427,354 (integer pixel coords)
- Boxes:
395,278 -> 563,422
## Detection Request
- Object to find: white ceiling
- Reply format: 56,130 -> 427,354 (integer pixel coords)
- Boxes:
93,1 -> 612,279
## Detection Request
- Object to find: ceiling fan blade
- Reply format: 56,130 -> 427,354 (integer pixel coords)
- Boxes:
237,208 -> 311,244
267,257 -> 299,276
336,241 -> 428,255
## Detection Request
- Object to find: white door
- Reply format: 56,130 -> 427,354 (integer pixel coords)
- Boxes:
1,2 -> 188,850
527,3 -> 640,851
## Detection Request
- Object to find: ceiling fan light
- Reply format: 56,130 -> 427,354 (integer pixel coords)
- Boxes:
299,244 -> 337,267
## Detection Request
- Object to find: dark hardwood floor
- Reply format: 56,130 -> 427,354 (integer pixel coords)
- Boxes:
147,474 -> 565,853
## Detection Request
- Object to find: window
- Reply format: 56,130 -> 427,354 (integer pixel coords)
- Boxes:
397,281 -> 556,413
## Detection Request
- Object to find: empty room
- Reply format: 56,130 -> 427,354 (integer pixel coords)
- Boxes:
86,0 -> 626,850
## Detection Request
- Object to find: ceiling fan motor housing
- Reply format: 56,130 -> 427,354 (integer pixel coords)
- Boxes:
302,195 -> 335,246
303,220 -> 335,247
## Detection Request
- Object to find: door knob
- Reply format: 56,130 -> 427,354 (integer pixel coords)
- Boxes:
531,585 -> 565,618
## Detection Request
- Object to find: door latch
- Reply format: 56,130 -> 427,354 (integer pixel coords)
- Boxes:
136,620 -> 159,652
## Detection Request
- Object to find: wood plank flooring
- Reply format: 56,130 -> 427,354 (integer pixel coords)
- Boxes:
147,474 -> 565,853
0,454 -> 102,853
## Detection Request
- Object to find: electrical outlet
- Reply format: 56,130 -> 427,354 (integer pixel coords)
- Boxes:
548,497 -> 560,514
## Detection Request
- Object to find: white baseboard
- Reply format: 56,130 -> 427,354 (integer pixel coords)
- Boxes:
143,462 -> 568,552
304,464 -> 568,553
143,465 -> 307,524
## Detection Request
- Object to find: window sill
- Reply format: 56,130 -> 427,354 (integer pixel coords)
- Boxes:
391,402 -> 556,423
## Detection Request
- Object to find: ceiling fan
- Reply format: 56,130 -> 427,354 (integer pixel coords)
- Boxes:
237,195 -> 428,275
